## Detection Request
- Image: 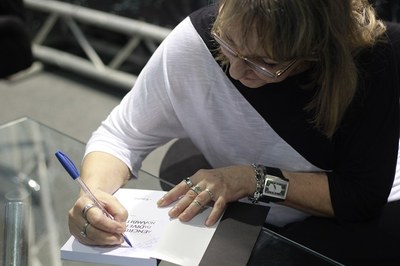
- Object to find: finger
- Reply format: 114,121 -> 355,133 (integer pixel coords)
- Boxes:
157,180 -> 189,207
70,197 -> 93,226
204,188 -> 215,201
81,189 -> 129,224
173,187 -> 213,222
205,197 -> 226,226
168,187 -> 198,218
70,219 -> 123,246
84,206 -> 126,234
177,197 -> 206,222
71,197 -> 126,235
100,195 -> 129,223
86,192 -> 128,232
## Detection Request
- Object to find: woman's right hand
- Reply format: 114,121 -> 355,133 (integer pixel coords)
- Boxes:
68,188 -> 129,246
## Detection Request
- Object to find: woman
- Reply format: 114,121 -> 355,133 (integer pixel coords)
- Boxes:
69,0 -> 400,263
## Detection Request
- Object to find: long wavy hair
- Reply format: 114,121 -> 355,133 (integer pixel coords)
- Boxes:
212,0 -> 386,138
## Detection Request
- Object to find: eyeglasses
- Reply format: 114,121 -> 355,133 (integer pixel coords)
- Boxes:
212,32 -> 297,79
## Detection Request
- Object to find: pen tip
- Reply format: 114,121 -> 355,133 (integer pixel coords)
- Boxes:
124,235 -> 133,247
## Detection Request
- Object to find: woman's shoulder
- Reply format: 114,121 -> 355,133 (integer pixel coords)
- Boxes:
340,24 -> 400,131
153,5 -> 220,77
160,5 -> 216,53
161,4 -> 218,55
386,22 -> 400,49
189,4 -> 218,51
385,22 -> 400,76
355,23 -> 399,82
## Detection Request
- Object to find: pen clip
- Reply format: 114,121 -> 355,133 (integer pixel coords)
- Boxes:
55,150 -> 80,180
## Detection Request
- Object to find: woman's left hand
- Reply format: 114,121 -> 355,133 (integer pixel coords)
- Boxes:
157,165 -> 255,226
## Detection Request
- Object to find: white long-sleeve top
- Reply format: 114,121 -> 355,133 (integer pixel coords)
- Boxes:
85,7 -> 400,226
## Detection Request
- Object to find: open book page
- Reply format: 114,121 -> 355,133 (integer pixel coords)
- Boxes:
151,205 -> 218,265
121,189 -> 171,252
60,189 -> 219,266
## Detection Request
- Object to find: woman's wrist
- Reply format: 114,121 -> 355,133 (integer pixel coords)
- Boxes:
245,164 -> 258,196
248,164 -> 267,203
80,152 -> 131,194
248,164 -> 289,203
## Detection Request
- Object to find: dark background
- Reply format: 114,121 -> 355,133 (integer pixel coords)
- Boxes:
1,0 -> 398,80
23,0 -> 213,76
63,0 -> 212,28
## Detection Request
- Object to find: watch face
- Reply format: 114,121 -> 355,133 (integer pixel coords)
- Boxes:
263,175 -> 289,200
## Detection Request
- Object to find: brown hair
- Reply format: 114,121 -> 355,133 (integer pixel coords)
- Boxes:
212,0 -> 386,138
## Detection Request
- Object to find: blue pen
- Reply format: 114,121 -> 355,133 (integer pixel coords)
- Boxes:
55,150 -> 133,247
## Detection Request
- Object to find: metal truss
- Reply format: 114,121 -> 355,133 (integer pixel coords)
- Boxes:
24,0 -> 171,90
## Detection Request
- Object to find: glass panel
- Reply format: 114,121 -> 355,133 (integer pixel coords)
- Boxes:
0,118 -> 86,265
0,118 -> 176,265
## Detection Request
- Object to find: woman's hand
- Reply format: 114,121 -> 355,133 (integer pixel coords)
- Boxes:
68,188 -> 129,246
157,165 -> 256,226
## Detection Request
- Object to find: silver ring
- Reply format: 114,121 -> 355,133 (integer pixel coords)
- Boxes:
190,185 -> 202,195
80,221 -> 90,238
82,203 -> 96,220
193,200 -> 202,207
184,177 -> 193,188
205,188 -> 214,200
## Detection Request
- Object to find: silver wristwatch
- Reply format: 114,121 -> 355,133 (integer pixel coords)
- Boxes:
262,171 -> 289,202
249,164 -> 289,203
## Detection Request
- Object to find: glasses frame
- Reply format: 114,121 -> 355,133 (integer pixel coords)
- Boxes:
212,32 -> 297,79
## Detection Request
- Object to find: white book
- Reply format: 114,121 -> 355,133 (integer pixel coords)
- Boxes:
60,188 -> 219,266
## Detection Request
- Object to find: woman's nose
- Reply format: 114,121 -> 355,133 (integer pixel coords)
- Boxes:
228,57 -> 250,80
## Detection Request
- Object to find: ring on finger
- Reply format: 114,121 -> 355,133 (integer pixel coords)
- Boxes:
80,221 -> 90,238
82,203 -> 96,220
184,177 -> 193,188
205,188 -> 214,200
193,199 -> 203,207
190,185 -> 202,195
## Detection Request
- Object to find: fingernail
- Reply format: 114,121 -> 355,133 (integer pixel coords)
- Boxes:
169,206 -> 179,217
205,218 -> 213,227
157,197 -> 164,206
179,212 -> 189,222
